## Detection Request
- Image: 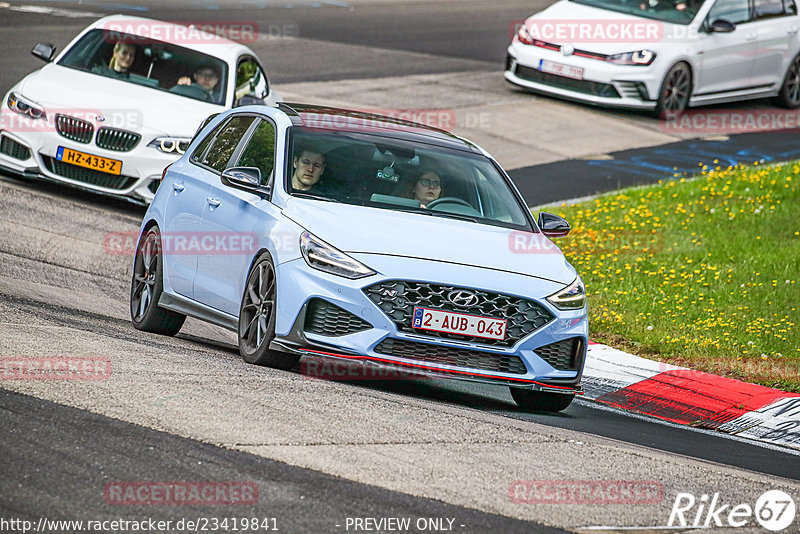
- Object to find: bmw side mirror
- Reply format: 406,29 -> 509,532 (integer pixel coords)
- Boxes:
538,212 -> 570,238
221,166 -> 270,196
708,19 -> 736,33
31,43 -> 57,62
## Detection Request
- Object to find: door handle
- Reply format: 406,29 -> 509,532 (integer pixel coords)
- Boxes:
207,197 -> 221,207
745,33 -> 757,41
789,26 -> 798,35
172,182 -> 185,193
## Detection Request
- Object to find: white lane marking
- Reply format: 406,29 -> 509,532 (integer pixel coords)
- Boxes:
575,397 -> 800,457
0,3 -> 104,18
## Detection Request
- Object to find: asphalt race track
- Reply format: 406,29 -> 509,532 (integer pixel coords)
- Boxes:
1,1 -> 799,532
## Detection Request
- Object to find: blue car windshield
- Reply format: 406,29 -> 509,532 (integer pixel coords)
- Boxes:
569,0 -> 702,24
285,127 -> 533,231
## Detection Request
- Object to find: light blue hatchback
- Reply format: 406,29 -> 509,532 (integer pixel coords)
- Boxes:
130,103 -> 588,412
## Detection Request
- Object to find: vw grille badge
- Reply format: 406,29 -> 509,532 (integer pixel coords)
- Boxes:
447,290 -> 479,307
561,45 -> 574,57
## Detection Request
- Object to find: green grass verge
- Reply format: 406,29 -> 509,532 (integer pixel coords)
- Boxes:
550,160 -> 799,392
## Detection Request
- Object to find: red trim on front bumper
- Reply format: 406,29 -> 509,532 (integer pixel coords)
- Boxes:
299,348 -> 581,392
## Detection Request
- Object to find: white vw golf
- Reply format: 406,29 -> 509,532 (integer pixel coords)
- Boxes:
0,15 -> 279,204
505,0 -> 800,115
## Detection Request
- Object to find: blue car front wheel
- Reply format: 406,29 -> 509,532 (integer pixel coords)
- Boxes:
238,254 -> 299,370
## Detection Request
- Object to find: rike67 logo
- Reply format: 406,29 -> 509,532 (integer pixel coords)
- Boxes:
668,490 -> 796,531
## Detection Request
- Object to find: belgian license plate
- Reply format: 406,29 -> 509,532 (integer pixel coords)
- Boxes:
539,59 -> 584,80
412,307 -> 506,341
57,146 -> 122,175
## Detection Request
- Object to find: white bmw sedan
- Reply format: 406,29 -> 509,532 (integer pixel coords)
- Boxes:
0,15 -> 279,204
505,0 -> 800,115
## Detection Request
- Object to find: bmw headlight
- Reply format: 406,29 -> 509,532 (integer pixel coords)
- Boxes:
606,50 -> 656,66
6,92 -> 46,119
148,137 -> 192,154
299,231 -> 375,279
547,276 -> 586,310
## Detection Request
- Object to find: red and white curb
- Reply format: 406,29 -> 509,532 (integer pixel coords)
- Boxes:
583,341 -> 800,450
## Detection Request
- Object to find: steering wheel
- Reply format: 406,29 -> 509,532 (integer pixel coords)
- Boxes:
426,197 -> 473,210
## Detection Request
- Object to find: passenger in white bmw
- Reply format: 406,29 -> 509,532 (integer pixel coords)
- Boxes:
91,42 -> 136,79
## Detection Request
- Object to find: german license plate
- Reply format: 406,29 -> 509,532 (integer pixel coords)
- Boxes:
57,146 -> 122,175
412,307 -> 506,341
539,59 -> 584,80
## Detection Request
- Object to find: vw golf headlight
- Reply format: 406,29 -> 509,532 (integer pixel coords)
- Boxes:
148,137 -> 192,154
6,92 -> 46,120
606,50 -> 656,66
299,231 -> 375,279
547,276 -> 586,310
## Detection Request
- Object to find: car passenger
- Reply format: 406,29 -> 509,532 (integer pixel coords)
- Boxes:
92,42 -> 136,79
291,146 -> 327,194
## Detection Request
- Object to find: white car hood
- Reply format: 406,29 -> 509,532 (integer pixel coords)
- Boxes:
527,0 -> 682,54
284,199 -> 576,285
17,63 -> 223,137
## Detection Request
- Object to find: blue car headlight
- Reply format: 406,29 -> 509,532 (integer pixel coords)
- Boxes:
547,275 -> 586,310
299,231 -> 375,279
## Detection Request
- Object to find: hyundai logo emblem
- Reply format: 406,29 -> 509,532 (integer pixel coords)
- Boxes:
447,290 -> 479,307
561,45 -> 574,57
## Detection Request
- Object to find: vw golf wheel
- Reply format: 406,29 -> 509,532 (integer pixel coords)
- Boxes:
654,62 -> 692,119
776,54 -> 800,109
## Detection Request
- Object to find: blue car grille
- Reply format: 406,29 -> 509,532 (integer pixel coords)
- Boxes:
534,337 -> 584,371
364,281 -> 553,347
374,338 -> 527,375
304,298 -> 372,337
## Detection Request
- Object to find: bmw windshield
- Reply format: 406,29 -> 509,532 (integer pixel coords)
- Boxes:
285,127 -> 534,231
58,29 -> 228,104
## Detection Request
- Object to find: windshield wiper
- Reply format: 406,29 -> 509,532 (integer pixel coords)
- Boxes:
427,211 -> 478,223
292,192 -> 340,203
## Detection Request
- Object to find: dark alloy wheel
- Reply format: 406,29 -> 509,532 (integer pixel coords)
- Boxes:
510,387 -> 575,412
655,62 -> 692,119
776,54 -> 800,109
238,254 -> 299,369
130,227 -> 185,336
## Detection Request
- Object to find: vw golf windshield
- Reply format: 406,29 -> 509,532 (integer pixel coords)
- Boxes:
569,0 -> 702,24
